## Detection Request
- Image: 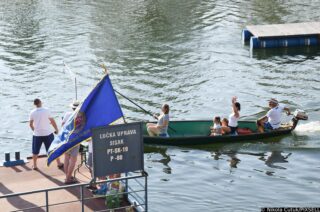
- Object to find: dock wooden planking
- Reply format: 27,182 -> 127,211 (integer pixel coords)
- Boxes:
0,155 -> 129,212
246,22 -> 320,38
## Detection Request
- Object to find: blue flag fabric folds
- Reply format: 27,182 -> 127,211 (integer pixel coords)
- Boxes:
47,74 -> 124,166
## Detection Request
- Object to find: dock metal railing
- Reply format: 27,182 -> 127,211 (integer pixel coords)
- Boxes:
0,171 -> 148,212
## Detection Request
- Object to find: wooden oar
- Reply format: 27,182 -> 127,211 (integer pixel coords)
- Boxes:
100,64 -> 176,133
114,89 -> 177,133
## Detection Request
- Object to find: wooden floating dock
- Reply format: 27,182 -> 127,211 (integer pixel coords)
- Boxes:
0,155 -> 130,212
242,22 -> 320,49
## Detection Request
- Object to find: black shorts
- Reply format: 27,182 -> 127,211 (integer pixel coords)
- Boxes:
32,133 -> 54,155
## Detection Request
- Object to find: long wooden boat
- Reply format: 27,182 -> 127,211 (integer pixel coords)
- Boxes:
143,110 -> 308,145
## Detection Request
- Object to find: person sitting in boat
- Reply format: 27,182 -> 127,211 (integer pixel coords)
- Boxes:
147,104 -> 170,137
221,118 -> 231,135
228,96 -> 241,135
210,116 -> 222,136
257,98 -> 291,133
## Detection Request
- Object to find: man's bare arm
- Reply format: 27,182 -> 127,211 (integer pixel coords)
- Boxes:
49,118 -> 59,134
29,120 -> 34,131
284,107 -> 291,115
232,97 -> 240,118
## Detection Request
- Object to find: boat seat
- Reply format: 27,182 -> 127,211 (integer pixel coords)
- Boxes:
237,128 -> 253,135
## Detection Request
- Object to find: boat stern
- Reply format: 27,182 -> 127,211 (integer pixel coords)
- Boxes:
291,109 -> 308,130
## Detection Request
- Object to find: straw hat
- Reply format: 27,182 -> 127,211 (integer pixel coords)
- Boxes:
268,98 -> 279,105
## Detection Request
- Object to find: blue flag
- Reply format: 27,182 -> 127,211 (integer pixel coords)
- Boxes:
47,74 -> 124,166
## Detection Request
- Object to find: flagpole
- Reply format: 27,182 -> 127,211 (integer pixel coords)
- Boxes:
122,116 -> 127,124
101,63 -> 108,75
100,64 -> 128,124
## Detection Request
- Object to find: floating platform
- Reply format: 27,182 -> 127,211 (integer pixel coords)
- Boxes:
0,155 -> 131,211
242,22 -> 320,49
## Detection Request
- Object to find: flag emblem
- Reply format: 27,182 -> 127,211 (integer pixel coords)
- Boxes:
74,112 -> 86,133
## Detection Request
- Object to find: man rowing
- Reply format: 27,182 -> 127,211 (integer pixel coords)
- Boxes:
257,98 -> 291,133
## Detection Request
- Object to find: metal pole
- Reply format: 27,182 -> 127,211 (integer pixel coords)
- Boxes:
125,173 -> 128,197
145,174 -> 148,212
122,116 -> 127,124
80,185 -> 84,212
45,190 -> 49,212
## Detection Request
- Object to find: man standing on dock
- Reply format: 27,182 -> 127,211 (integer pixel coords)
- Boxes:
29,98 -> 63,170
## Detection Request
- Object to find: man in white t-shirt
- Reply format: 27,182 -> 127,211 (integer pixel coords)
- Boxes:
257,98 -> 291,133
29,98 -> 63,170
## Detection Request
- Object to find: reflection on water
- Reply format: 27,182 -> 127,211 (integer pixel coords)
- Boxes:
145,146 -> 172,175
147,145 -> 293,176
227,152 -> 241,169
145,144 -> 320,211
260,151 -> 291,170
212,151 -> 240,171
212,151 -> 221,161
251,46 -> 320,60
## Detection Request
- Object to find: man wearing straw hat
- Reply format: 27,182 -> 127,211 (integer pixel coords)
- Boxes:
257,98 -> 291,133
62,100 -> 80,184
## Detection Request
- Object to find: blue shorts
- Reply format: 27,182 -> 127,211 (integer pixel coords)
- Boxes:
159,133 -> 169,137
264,122 -> 273,131
229,126 -> 238,135
32,133 -> 54,155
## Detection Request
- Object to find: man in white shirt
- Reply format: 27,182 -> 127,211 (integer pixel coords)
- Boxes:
257,98 -> 291,133
29,98 -> 63,170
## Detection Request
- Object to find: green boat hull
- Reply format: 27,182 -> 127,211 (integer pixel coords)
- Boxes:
143,120 -> 295,145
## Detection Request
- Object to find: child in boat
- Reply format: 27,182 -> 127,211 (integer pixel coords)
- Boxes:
210,116 -> 222,136
221,118 -> 231,135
